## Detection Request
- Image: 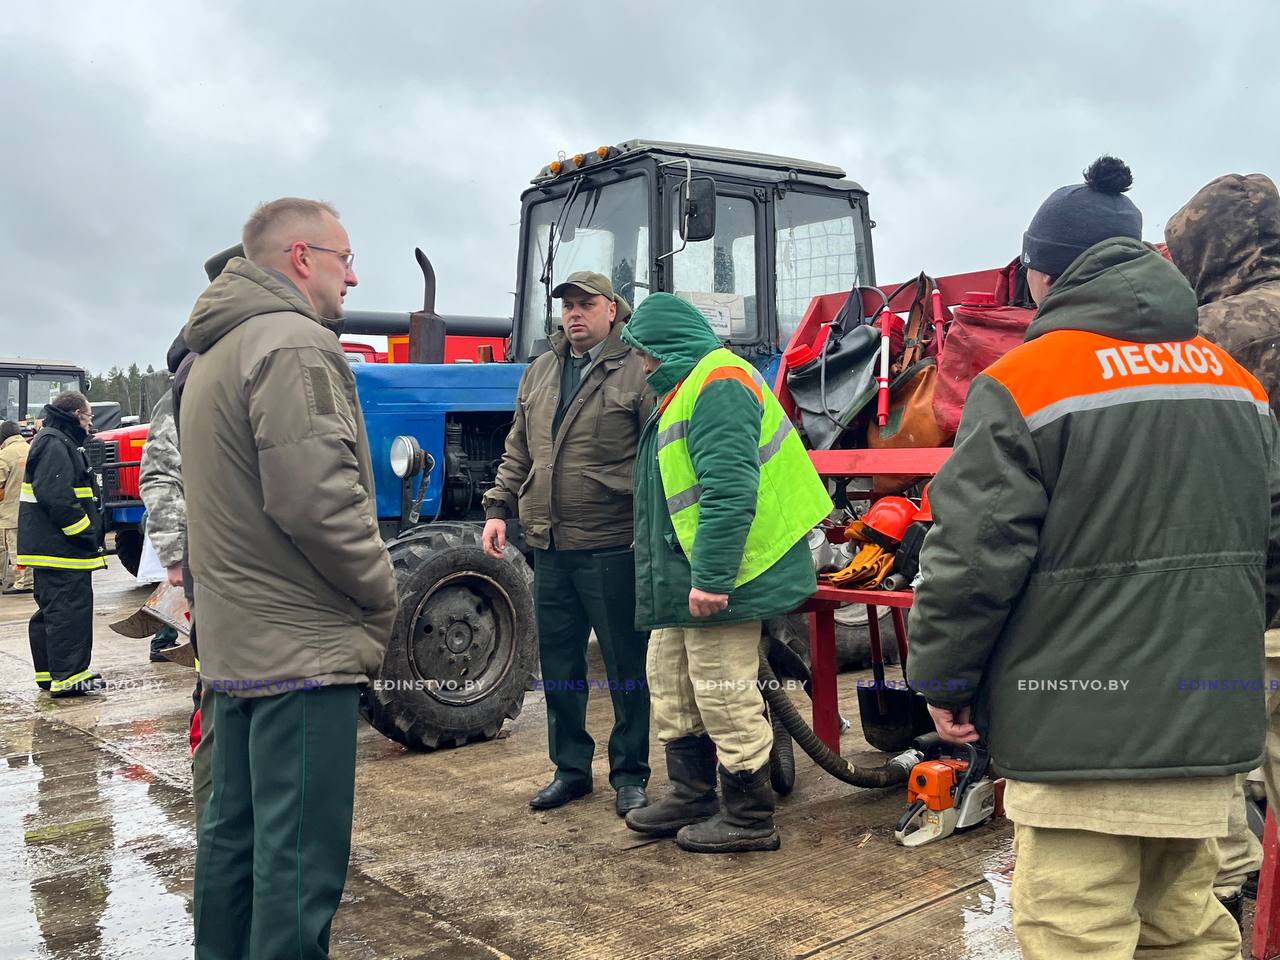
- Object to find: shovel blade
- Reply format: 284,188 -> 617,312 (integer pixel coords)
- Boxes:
856,684 -> 935,752
108,582 -> 191,639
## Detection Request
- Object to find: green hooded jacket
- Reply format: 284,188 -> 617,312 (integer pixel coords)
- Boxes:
621,293 -> 815,629
907,238 -> 1280,781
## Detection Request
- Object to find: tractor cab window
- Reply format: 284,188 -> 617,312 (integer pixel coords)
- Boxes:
520,174 -> 650,359
775,190 -> 871,347
0,376 -> 18,422
26,374 -> 81,420
671,192 -> 759,342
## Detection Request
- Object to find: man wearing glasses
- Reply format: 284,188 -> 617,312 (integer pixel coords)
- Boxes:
180,198 -> 397,959
17,391 -> 107,696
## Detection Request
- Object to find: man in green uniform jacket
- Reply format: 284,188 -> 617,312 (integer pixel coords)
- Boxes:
908,157 -> 1280,958
620,293 -> 831,853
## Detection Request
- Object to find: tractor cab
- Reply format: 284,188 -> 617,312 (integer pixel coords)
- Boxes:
357,140 -> 880,754
512,140 -> 876,379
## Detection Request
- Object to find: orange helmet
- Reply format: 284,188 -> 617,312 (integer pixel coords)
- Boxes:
917,482 -> 934,523
860,496 -> 919,546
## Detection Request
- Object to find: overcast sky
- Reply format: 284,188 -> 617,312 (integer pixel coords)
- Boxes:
5,1 -> 1278,372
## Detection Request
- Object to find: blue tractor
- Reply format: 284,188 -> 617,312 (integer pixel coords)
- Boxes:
354,140 -> 877,751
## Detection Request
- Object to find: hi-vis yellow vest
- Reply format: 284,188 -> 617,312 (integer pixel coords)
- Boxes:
656,348 -> 833,587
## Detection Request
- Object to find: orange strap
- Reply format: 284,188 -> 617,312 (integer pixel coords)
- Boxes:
699,366 -> 764,403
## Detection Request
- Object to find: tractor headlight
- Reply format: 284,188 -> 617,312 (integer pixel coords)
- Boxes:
390,435 -> 423,479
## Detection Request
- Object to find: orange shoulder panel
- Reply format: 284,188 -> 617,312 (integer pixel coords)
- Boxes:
982,330 -> 1267,418
699,366 -> 764,403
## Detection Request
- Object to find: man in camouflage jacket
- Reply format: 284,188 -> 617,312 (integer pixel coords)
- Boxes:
1167,173 -> 1280,919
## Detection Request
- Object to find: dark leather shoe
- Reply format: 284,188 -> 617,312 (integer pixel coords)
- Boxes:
529,779 -> 592,810
615,785 -> 649,817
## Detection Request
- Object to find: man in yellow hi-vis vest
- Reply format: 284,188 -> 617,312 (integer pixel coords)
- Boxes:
620,293 -> 831,853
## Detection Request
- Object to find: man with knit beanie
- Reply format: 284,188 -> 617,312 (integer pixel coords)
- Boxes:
908,157 -> 1279,957
619,293 -> 831,854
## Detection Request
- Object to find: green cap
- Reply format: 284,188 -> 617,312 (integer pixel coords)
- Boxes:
551,270 -> 632,322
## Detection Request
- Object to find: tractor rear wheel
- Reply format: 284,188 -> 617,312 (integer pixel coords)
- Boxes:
361,523 -> 537,751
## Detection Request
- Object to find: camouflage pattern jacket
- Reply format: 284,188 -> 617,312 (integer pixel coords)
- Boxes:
138,390 -> 184,567
1166,173 -> 1280,416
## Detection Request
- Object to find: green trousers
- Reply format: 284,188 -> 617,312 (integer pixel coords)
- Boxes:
533,546 -> 650,790
192,682 -> 214,834
193,685 -> 359,960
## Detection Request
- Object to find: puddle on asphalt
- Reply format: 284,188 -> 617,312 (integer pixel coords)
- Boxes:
0,712 -> 196,959
955,850 -> 1020,959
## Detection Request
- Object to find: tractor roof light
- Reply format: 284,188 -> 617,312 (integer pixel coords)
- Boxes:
549,159 -> 562,174
596,145 -> 609,159
390,435 -> 423,479
573,153 -> 585,167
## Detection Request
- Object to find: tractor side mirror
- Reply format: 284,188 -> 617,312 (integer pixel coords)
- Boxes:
680,177 -> 716,242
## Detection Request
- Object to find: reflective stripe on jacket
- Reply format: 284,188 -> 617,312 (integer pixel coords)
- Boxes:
17,406 -> 106,571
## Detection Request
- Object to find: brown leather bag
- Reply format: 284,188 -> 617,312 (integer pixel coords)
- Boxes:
866,274 -> 953,494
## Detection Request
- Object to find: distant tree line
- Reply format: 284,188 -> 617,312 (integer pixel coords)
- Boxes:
85,362 -> 169,420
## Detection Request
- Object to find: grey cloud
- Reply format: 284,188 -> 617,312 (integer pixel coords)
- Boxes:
4,1 -> 1279,370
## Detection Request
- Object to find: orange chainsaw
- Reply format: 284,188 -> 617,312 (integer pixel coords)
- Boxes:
894,733 -> 996,847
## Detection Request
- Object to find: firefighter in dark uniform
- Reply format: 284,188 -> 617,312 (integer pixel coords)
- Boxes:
17,390 -> 107,696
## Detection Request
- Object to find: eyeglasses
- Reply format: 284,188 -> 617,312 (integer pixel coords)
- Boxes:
287,242 -> 355,269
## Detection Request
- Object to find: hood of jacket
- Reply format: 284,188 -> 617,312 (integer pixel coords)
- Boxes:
41,403 -> 86,444
166,329 -> 191,374
620,293 -> 723,397
1026,237 -> 1198,344
1166,174 -> 1280,306
183,257 -> 338,354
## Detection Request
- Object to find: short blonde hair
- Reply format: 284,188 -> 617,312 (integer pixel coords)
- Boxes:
241,198 -> 340,264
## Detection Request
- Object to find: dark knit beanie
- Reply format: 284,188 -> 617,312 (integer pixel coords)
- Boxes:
1022,157 -> 1143,277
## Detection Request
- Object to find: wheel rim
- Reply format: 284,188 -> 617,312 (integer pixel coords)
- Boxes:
406,571 -> 517,706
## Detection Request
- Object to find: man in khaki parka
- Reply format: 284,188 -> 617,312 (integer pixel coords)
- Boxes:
1167,173 -> 1280,924
0,420 -> 32,593
182,198 -> 397,960
482,271 -> 653,816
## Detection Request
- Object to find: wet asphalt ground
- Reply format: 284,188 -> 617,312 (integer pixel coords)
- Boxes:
0,559 -> 1020,959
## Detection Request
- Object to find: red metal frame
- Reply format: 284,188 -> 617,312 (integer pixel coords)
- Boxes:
1256,808 -> 1280,959
777,267 -> 1009,753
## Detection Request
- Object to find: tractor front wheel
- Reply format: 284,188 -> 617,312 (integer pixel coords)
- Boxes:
361,523 -> 537,751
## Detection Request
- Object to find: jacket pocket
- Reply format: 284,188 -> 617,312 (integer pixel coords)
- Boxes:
594,385 -> 642,439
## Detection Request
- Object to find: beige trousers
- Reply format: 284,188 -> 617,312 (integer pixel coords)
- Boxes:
1214,772 -> 1262,896
1012,824 -> 1241,959
1264,630 -> 1280,817
0,526 -> 31,589
646,620 -> 772,773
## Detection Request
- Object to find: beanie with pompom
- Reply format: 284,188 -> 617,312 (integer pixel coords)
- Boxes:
1022,156 -> 1143,277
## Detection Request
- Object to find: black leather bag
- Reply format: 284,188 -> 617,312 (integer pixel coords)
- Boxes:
786,287 -> 882,450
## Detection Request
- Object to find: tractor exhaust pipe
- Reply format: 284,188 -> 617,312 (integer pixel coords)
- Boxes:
340,247 -> 513,352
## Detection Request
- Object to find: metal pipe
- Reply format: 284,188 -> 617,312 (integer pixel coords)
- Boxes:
342,310 -> 511,338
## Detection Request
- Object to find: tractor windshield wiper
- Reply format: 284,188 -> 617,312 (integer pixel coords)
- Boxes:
539,177 -> 586,335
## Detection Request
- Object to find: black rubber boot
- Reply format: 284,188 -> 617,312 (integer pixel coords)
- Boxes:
1219,892 -> 1244,931
625,734 -> 718,837
676,764 -> 780,853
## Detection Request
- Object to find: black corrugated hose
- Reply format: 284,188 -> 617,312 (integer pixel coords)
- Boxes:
759,640 -> 917,789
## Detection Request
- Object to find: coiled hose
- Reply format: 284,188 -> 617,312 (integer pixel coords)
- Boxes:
759,637 -> 917,789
